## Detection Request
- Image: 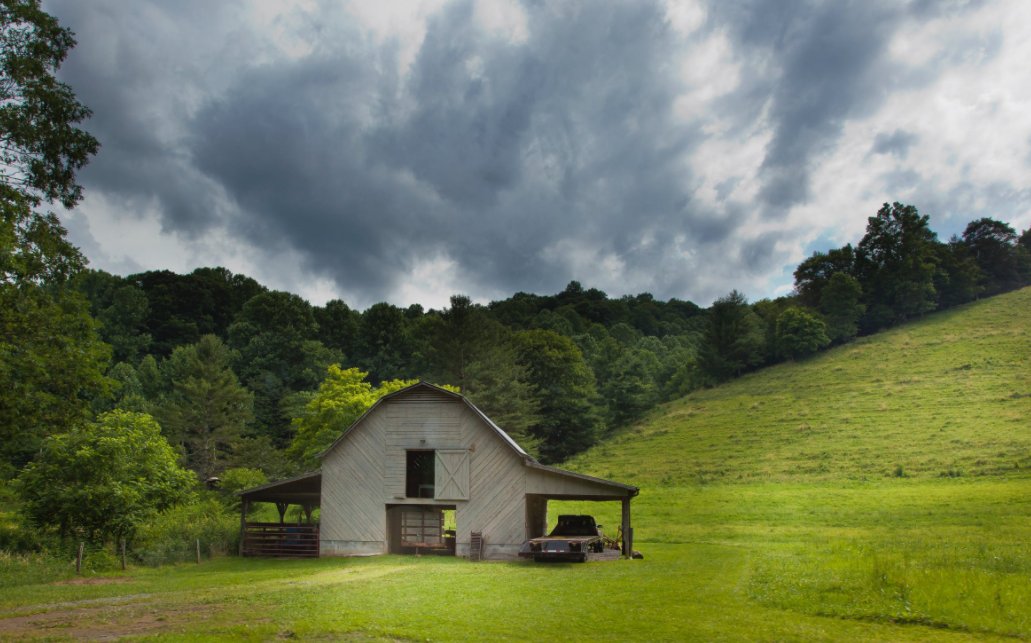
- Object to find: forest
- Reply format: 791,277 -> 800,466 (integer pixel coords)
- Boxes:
2,0 -> 1031,554
32,204 -> 1030,476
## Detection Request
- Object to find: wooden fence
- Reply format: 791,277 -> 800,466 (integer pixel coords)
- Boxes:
242,523 -> 319,558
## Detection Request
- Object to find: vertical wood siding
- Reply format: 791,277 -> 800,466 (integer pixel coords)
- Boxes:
321,387 -> 537,558
321,412 -> 386,547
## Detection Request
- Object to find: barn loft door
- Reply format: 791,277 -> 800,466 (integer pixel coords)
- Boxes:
435,450 -> 470,500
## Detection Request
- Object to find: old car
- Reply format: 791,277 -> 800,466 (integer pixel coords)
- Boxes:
518,514 -> 617,562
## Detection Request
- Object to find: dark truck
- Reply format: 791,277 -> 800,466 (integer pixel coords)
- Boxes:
519,514 -> 617,562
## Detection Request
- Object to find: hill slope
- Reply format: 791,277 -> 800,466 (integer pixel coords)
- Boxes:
566,286 -> 1031,486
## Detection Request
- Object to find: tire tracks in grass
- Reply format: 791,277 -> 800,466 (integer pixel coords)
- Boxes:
0,563 -> 411,640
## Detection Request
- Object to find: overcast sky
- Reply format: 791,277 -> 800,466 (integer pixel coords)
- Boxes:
47,0 -> 1031,310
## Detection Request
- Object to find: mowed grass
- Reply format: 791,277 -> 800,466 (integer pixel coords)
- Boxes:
566,287 -> 1031,485
1,288 -> 1029,641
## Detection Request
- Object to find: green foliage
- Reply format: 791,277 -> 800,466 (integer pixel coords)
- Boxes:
793,245 -> 856,308
16,410 -> 195,543
933,238 -> 983,308
0,0 -> 99,209
354,301 -> 415,382
819,271 -> 864,342
287,366 -> 458,468
698,290 -> 767,381
461,343 -> 541,454
132,495 -> 239,565
155,334 -> 253,478
513,329 -> 600,463
314,298 -> 359,356
419,295 -> 541,448
962,217 -> 1026,295
218,467 -> 267,505
0,285 -> 111,471
127,267 -> 265,356
775,306 -> 830,359
855,202 -> 939,328
229,290 -> 341,445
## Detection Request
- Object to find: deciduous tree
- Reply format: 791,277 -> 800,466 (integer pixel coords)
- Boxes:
16,410 -> 194,543
775,307 -> 830,359
855,202 -> 939,329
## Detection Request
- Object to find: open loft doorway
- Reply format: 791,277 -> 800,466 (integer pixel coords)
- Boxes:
386,504 -> 457,555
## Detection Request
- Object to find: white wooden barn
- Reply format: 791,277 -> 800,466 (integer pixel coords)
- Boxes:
239,382 -> 638,560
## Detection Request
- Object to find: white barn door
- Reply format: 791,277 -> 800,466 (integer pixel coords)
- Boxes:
435,450 -> 470,500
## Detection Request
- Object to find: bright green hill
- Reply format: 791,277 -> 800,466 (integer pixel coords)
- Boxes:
566,286 -> 1031,485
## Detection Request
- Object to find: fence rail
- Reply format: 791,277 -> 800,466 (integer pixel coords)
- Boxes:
242,523 -> 319,558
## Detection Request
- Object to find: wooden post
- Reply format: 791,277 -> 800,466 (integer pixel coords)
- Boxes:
120,538 -> 126,570
621,498 -> 632,558
196,538 -> 201,564
76,542 -> 84,575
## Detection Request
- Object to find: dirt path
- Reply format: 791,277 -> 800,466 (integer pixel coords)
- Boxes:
0,599 -> 224,641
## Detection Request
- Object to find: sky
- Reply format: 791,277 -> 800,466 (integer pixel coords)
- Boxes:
47,0 -> 1031,311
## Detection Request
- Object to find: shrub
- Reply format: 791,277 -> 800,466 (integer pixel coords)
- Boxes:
133,496 -> 239,566
218,467 -> 267,509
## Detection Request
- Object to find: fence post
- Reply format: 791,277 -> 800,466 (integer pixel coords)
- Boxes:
120,538 -> 127,570
76,542 -> 84,575
196,538 -> 201,564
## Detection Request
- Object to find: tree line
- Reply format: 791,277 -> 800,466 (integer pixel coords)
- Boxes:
2,0 -> 1030,549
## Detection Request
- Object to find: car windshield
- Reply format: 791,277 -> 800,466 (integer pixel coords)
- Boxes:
549,516 -> 597,537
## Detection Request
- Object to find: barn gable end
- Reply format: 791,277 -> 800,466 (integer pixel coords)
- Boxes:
243,382 -> 637,560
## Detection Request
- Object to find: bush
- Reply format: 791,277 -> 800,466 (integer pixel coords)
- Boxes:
133,496 -> 239,566
218,467 -> 267,509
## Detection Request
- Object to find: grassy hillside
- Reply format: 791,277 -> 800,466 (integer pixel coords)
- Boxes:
1,289 -> 1028,641
566,286 -> 1031,485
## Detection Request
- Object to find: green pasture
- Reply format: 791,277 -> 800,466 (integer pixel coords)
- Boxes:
1,478 -> 1027,641
1,289 -> 1028,640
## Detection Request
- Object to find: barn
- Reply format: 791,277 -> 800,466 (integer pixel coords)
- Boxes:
239,382 -> 638,560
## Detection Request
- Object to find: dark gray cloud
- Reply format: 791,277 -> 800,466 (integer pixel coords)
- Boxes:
707,1 -> 900,212
47,0 -> 1031,308
871,130 -> 918,158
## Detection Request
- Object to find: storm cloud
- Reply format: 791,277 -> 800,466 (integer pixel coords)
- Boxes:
48,0 -> 1031,308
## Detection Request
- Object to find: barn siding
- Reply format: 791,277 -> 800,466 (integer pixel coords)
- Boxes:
321,391 -> 530,558
383,397 -> 464,498
455,404 -> 528,557
525,467 -> 627,497
317,384 -> 632,560
321,411 -> 388,555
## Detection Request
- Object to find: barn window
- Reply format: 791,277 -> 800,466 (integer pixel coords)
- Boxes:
406,450 -> 435,498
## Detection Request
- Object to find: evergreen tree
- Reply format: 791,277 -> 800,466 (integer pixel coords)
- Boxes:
819,272 -> 865,343
698,291 -> 767,382
513,329 -> 601,463
157,335 -> 254,478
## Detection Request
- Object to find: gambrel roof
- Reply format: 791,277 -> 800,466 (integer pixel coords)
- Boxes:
318,381 -> 529,460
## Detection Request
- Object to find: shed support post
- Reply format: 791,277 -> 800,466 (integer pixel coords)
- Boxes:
239,499 -> 249,556
621,497 -> 632,558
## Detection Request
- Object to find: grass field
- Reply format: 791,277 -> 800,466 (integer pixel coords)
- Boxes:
1,288 -> 1028,641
